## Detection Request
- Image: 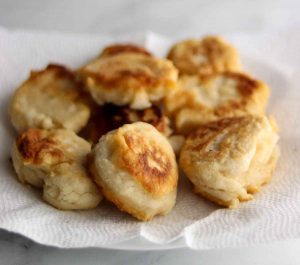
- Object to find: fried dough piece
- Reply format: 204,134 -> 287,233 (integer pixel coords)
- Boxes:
167,35 -> 241,76
11,128 -> 102,210
9,64 -> 90,133
88,122 -> 178,221
165,72 -> 269,134
78,53 -> 178,109
179,115 -> 279,208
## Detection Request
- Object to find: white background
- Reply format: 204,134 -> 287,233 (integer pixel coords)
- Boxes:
1,0 -> 300,264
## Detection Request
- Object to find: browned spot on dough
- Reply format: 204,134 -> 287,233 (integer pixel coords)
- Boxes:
80,52 -> 176,92
86,69 -> 163,89
188,116 -> 248,154
16,128 -> 65,164
100,44 -> 152,57
28,64 -> 89,104
184,72 -> 264,120
223,72 -> 260,97
168,36 -> 239,76
119,133 -> 174,195
30,64 -> 75,82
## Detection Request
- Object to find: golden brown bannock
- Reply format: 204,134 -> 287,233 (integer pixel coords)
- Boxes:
78,53 -> 178,109
88,122 -> 178,221
80,104 -> 172,144
165,72 -> 269,134
11,128 -> 102,210
99,44 -> 152,57
179,115 -> 279,208
9,64 -> 90,133
167,35 -> 241,76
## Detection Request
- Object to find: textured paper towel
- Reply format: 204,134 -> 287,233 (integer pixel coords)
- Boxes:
0,27 -> 300,249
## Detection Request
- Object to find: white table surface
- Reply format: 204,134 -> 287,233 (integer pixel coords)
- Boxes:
1,0 -> 300,264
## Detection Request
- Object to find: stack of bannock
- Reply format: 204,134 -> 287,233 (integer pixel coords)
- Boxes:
8,37 -> 279,221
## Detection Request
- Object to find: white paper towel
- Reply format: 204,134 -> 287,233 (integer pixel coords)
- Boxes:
0,26 -> 300,249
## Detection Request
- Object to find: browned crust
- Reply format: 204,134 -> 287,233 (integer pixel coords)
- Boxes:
181,115 -> 262,163
111,105 -> 170,135
138,106 -> 167,133
188,116 -> 247,144
79,53 -> 177,91
83,69 -> 174,90
168,71 -> 267,116
80,104 -> 170,144
198,71 -> 260,96
187,116 -> 245,150
30,64 -> 76,83
100,44 -> 152,57
167,35 -> 240,76
225,72 -> 260,96
23,63 -> 89,104
197,72 -> 267,115
116,132 -> 177,196
16,128 -> 65,164
167,71 -> 269,134
87,153 -> 156,221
